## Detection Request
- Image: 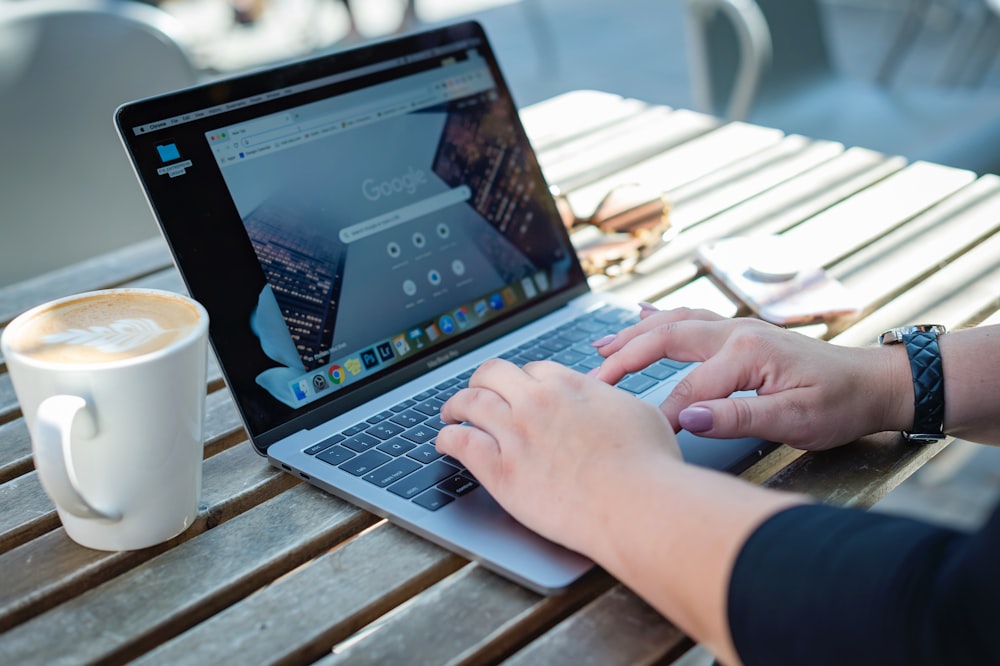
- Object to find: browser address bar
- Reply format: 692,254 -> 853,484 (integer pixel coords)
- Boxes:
339,186 -> 472,244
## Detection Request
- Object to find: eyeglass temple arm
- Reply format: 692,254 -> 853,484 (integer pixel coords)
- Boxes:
684,0 -> 772,121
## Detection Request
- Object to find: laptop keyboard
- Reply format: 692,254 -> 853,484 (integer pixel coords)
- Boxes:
302,305 -> 692,511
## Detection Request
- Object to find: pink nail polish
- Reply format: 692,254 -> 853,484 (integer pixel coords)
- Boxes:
638,302 -> 658,312
592,334 -> 616,348
679,407 -> 714,433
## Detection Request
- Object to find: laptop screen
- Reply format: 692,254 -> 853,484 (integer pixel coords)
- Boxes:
116,22 -> 588,446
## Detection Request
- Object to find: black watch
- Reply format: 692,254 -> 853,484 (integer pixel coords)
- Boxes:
878,325 -> 947,443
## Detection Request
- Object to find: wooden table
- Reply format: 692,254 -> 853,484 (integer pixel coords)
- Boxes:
3,90 -> 1000,664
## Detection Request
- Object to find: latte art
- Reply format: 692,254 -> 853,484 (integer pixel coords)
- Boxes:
4,290 -> 204,365
43,318 -> 169,354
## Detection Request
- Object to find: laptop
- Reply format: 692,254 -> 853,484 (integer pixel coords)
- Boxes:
115,21 -> 769,594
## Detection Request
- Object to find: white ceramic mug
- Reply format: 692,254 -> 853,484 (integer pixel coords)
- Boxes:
1,288 -> 209,550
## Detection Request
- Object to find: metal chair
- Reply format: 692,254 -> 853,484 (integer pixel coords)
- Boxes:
0,0 -> 199,287
683,0 -> 1000,175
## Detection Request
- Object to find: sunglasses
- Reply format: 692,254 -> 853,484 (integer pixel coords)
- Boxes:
554,183 -> 675,277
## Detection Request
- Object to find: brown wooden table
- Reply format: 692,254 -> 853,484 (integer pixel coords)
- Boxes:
3,90 -> 1000,664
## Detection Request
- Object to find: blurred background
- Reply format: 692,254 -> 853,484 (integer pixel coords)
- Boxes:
4,0 -> 1000,287
2,0 -> 999,621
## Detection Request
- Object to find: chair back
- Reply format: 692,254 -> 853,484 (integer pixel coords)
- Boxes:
690,0 -> 833,117
0,0 -> 198,287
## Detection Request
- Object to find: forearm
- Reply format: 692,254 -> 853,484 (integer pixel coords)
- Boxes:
586,455 -> 808,665
939,326 -> 1000,444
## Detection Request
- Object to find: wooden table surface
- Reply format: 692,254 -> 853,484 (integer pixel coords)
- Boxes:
3,90 -> 1000,665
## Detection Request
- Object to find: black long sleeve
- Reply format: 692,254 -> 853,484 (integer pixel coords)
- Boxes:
728,501 -> 1000,665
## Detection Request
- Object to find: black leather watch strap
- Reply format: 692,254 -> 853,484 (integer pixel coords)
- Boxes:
902,330 -> 945,441
879,325 -> 946,443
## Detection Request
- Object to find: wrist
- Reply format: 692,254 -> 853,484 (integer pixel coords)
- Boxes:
878,325 -> 947,441
882,343 -> 918,434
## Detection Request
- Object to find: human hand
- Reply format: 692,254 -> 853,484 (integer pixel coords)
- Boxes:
591,307 -> 909,450
437,358 -> 680,557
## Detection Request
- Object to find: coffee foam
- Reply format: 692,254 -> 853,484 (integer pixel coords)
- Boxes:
7,292 -> 202,365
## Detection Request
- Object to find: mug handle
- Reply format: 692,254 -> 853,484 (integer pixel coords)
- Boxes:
34,395 -> 121,521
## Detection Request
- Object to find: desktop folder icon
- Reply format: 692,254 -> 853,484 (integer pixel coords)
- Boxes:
156,143 -> 180,162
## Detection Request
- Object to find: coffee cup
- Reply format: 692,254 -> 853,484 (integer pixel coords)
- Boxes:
1,288 -> 209,550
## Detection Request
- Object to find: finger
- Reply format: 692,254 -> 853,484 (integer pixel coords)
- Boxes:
467,357 -> 532,393
435,423 -> 502,485
441,386 -> 511,427
658,348 -> 763,430
593,316 -> 740,385
593,307 -> 727,357
674,391 -> 838,451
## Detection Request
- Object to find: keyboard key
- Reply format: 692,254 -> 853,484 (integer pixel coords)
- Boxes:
413,489 -> 455,511
316,445 -> 355,467
304,433 -> 345,455
388,460 -> 459,499
391,399 -> 416,412
367,421 -> 405,440
437,386 -> 461,401
402,425 -> 437,444
538,337 -> 569,353
377,437 -> 417,456
641,363 -> 679,381
552,349 -> 587,366
342,432 -> 380,452
423,416 -> 447,431
363,457 -> 421,487
366,410 -> 394,424
413,400 -> 442,417
574,356 -> 602,371
390,409 -> 425,428
617,374 -> 658,394
519,348 -> 551,362
340,450 -> 392,476
438,474 -> 479,496
559,327 -> 589,342
342,423 -> 368,437
407,444 -> 442,464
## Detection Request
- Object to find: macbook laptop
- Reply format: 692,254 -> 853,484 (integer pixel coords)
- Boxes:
115,21 -> 769,593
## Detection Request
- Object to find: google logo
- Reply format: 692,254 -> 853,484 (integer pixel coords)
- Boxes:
328,364 -> 346,385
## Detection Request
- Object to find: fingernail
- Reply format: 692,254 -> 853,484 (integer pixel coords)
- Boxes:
586,367 -> 600,377
592,334 -> 616,348
679,407 -> 714,433
638,301 -> 658,312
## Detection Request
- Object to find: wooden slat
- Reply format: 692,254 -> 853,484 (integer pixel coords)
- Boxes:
0,485 -> 377,665
835,228 -> 1000,347
317,565 -> 614,666
539,108 -> 718,191
132,523 -> 465,666
0,440 -> 295,632
761,432 -> 951,509
505,586 -> 692,666
565,121 -> 785,218
519,90 -> 650,152
781,160 -> 976,268
666,135 -> 843,227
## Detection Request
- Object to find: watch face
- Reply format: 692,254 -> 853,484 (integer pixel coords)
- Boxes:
879,325 -> 946,345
